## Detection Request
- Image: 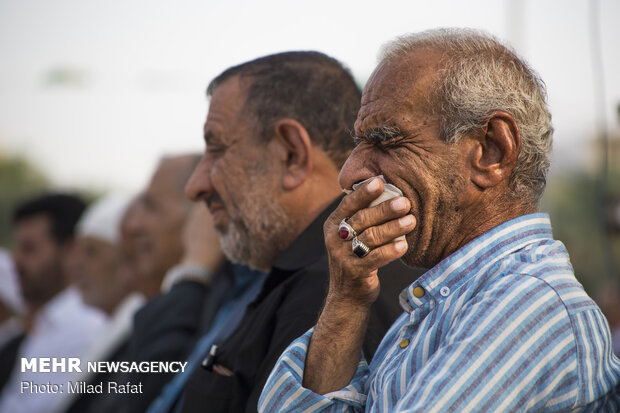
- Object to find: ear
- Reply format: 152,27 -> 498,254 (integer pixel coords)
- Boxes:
468,110 -> 520,190
273,118 -> 314,190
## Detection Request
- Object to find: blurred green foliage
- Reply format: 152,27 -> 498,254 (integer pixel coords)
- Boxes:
0,154 -> 49,248
0,154 -> 105,249
541,170 -> 620,296
0,152 -> 617,297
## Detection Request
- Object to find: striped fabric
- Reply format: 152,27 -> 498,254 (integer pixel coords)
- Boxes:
259,213 -> 620,412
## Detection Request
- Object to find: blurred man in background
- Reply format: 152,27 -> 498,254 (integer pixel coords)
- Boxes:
129,155 -> 216,368
0,248 -> 25,392
102,154 -> 225,413
74,193 -> 142,316
117,193 -> 151,298
132,155 -> 205,299
0,193 -> 106,413
61,193 -> 145,413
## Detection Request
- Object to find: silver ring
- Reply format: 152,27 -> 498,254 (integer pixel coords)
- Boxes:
338,218 -> 357,241
352,237 -> 370,258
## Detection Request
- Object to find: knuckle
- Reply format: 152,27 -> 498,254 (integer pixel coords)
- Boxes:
386,219 -> 402,237
381,198 -> 396,216
375,246 -> 390,262
368,243 -> 398,268
361,226 -> 380,246
347,213 -> 362,232
326,209 -> 341,226
340,193 -> 356,212
351,207 -> 375,233
324,215 -> 343,236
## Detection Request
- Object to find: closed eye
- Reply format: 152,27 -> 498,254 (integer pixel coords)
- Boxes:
355,126 -> 413,151
206,143 -> 225,153
204,131 -> 227,153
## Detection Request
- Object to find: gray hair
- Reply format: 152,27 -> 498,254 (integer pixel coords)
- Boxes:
207,51 -> 361,169
379,28 -> 553,202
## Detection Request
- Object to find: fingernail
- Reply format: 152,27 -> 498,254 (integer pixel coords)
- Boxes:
367,178 -> 381,192
399,215 -> 414,226
392,197 -> 408,211
395,240 -> 407,251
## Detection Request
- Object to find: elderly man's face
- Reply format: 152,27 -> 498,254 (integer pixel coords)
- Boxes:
185,76 -> 294,270
73,236 -> 120,313
117,199 -> 141,289
339,51 -> 469,268
133,160 -> 188,280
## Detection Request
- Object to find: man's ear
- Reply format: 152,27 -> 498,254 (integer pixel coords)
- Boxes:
273,118 -> 313,190
468,110 -> 520,190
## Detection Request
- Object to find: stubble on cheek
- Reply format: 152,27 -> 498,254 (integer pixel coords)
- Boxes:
215,162 -> 294,271
217,221 -> 252,270
401,154 -> 465,268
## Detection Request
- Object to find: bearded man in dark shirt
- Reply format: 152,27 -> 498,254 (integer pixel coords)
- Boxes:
179,51 -> 422,413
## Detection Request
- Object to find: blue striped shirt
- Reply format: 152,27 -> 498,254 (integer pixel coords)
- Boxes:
259,213 -> 620,412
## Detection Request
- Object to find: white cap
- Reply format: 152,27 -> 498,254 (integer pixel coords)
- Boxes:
0,248 -> 24,315
77,193 -> 132,245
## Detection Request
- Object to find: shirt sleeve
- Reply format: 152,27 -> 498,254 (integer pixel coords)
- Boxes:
258,327 -> 369,413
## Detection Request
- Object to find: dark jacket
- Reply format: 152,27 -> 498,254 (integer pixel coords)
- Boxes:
180,198 -> 423,413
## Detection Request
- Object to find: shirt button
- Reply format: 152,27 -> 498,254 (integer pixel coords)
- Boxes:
399,339 -> 410,349
413,286 -> 425,298
440,286 -> 450,297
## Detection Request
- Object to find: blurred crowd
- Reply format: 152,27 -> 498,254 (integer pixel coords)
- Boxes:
0,51 -> 419,413
0,155 -> 215,412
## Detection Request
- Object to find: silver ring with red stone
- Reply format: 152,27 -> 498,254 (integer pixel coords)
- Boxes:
352,237 -> 371,258
338,218 -> 358,241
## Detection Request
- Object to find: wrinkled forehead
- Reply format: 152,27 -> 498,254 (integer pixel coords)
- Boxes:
204,76 -> 251,127
356,51 -> 442,135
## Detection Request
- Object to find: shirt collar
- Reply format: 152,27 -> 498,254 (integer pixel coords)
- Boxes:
229,263 -> 267,299
399,213 -> 554,313
36,287 -> 81,327
232,263 -> 265,289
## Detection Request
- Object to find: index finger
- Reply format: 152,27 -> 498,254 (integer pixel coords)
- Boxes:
326,177 -> 385,228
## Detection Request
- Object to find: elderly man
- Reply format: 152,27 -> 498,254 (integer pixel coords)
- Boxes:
132,155 -> 213,298
260,29 -> 620,412
182,51 -> 416,412
99,154 -> 226,413
73,194 -> 143,317
62,194 -> 146,413
129,155 -> 209,366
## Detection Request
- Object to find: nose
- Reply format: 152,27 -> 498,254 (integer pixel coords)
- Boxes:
338,146 -> 378,191
185,156 -> 213,201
